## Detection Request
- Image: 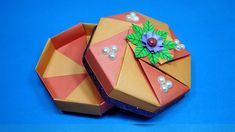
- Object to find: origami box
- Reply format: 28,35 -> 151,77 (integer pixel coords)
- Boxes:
83,12 -> 191,117
36,23 -> 111,115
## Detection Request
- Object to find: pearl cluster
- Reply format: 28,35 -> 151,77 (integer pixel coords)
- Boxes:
158,76 -> 173,93
125,12 -> 140,22
102,45 -> 118,60
174,39 -> 185,51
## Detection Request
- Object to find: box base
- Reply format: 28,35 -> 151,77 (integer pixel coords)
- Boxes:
82,56 -> 155,117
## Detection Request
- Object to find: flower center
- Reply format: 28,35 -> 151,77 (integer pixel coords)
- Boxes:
147,38 -> 157,47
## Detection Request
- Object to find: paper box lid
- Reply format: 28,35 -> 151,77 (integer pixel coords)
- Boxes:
84,12 -> 191,117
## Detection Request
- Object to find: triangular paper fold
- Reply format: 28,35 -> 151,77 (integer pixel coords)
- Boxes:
57,35 -> 87,66
43,73 -> 87,99
115,45 -> 160,107
89,30 -> 128,90
90,18 -> 131,45
139,60 -> 189,106
43,51 -> 86,78
158,56 -> 191,87
66,76 -> 103,104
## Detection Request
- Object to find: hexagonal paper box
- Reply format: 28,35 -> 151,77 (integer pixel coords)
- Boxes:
36,23 -> 112,116
83,12 -> 191,117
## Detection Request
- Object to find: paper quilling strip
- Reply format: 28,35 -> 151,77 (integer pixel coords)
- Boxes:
83,12 -> 191,117
36,23 -> 112,116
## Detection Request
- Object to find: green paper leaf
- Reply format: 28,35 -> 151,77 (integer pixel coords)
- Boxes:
148,53 -> 159,65
127,33 -> 142,46
143,20 -> 155,32
156,30 -> 168,40
135,46 -> 150,58
164,40 -> 177,50
132,24 -> 143,38
158,49 -> 173,61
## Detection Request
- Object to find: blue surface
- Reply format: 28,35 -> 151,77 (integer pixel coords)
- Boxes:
1,0 -> 235,131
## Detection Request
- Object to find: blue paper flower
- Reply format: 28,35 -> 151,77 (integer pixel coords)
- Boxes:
127,20 -> 177,65
141,32 -> 164,53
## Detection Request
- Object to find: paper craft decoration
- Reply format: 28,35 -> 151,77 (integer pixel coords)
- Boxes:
36,23 -> 112,115
83,12 -> 191,117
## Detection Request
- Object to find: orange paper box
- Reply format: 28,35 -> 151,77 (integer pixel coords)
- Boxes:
36,23 -> 112,116
83,12 -> 191,117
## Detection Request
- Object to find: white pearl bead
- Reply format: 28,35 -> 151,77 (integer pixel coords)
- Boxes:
180,44 -> 185,50
126,15 -> 132,21
161,84 -> 168,92
102,47 -> 110,54
108,52 -> 116,60
130,12 -> 136,17
174,39 -> 180,44
165,80 -> 173,89
175,44 -> 181,51
111,45 -> 118,52
132,16 -> 140,22
158,76 -> 166,84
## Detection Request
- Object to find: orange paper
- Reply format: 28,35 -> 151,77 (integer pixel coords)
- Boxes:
36,23 -> 112,115
85,12 -> 191,114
